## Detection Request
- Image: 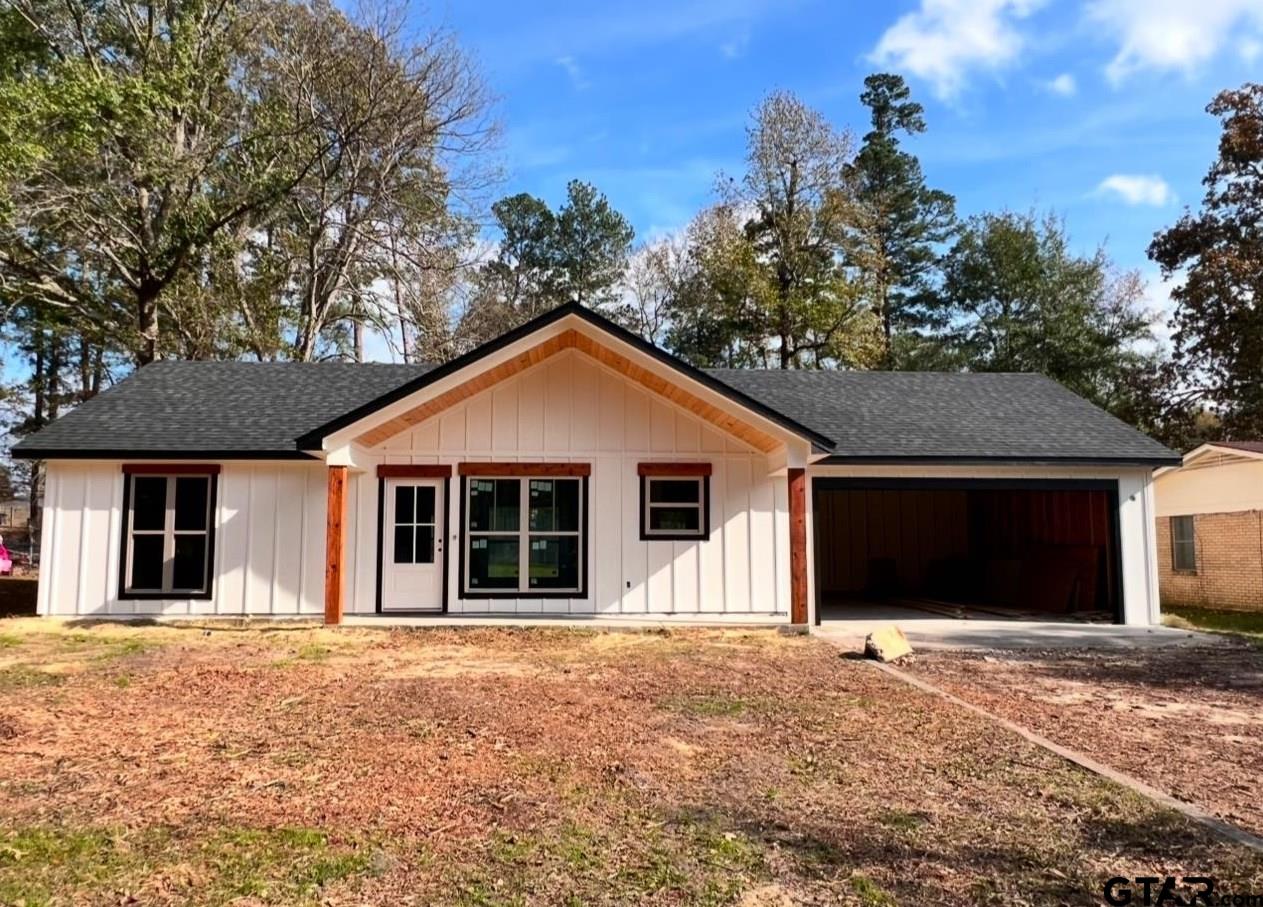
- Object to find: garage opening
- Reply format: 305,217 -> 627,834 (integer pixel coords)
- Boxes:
812,479 -> 1122,624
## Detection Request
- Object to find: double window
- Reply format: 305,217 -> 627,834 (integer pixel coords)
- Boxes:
1170,515 -> 1196,573
463,475 -> 585,595
639,464 -> 711,540
121,469 -> 217,598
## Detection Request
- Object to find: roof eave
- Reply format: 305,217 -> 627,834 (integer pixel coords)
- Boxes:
815,454 -> 1182,468
296,302 -> 837,453
10,447 -> 318,461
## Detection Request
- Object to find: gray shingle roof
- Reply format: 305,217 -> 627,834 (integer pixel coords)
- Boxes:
11,361 -> 431,458
11,359 -> 1177,465
707,369 -> 1177,463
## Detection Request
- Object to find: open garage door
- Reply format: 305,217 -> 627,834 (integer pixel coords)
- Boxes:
812,478 -> 1123,625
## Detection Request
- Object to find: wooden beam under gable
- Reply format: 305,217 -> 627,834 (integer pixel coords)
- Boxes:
354,326 -> 784,454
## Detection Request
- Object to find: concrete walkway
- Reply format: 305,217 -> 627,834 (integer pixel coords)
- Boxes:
816,604 -> 1218,651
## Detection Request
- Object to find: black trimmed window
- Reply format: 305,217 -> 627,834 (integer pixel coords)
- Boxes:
1170,515 -> 1196,573
462,476 -> 586,596
639,467 -> 711,541
121,472 -> 217,598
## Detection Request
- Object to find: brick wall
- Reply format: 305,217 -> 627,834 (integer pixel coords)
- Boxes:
1156,510 -> 1263,612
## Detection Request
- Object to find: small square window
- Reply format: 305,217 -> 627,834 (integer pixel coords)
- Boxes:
640,473 -> 709,540
1171,515 -> 1196,573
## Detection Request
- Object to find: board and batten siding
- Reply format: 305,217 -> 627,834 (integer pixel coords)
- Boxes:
37,460 -> 327,617
345,348 -> 791,618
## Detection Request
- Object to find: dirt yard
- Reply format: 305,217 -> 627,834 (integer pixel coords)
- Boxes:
1,620 -> 1262,905
906,641 -> 1263,841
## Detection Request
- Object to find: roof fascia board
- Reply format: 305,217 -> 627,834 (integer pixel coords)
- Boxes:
317,311 -> 832,454
1182,443 -> 1263,466
316,319 -> 571,451
300,302 -> 834,453
817,454 -> 1181,468
11,448 -> 319,461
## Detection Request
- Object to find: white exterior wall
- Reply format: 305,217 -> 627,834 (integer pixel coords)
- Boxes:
804,463 -> 1162,627
37,460 -> 327,618
344,349 -> 790,619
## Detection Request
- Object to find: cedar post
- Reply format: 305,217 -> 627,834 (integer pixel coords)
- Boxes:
324,465 -> 348,625
788,468 -> 807,625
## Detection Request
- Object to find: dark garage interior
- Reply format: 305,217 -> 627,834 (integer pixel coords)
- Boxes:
813,479 -> 1121,623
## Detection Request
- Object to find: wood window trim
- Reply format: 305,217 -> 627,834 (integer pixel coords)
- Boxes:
636,462 -> 713,477
639,474 -> 711,542
117,471 -> 218,601
377,463 -> 453,478
457,462 -> 591,477
457,474 -> 590,599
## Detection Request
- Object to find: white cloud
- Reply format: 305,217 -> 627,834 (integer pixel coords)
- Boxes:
554,55 -> 590,91
869,0 -> 1045,100
1043,73 -> 1077,96
720,31 -> 750,59
1095,174 -> 1174,206
1241,37 -> 1263,64
1086,0 -> 1263,83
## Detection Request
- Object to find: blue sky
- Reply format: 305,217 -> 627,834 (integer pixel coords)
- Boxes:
437,0 -> 1263,338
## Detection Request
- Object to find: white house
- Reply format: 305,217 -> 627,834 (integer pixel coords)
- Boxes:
12,304 -> 1178,626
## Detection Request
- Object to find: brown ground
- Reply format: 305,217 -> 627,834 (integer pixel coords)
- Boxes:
1,620 -> 1261,905
906,642 -> 1263,841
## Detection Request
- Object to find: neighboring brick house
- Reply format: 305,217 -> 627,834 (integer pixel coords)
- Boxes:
1154,442 -> 1263,612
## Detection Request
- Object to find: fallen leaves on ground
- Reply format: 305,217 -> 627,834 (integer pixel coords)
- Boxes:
0,621 -> 1260,905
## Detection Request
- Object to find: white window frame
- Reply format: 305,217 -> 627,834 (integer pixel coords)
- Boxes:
642,475 -> 707,539
463,476 -> 585,596
123,474 -> 214,596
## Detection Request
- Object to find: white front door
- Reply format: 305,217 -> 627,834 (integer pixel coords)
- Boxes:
381,478 -> 444,611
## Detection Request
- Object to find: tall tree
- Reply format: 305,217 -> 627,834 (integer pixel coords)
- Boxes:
1149,82 -> 1263,439
843,73 -> 956,367
938,211 -> 1161,416
0,0 -> 491,365
457,180 -> 633,348
670,91 -> 878,369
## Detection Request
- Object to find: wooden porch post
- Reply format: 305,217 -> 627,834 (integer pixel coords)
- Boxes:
324,465 -> 348,625
788,467 -> 807,625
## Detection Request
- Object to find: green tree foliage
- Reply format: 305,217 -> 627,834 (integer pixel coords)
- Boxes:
669,91 -> 879,368
1149,82 -> 1263,440
0,0 -> 490,365
458,180 -> 633,347
937,211 -> 1161,416
843,73 -> 956,367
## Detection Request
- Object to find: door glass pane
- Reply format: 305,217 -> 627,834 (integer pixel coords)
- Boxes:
529,536 -> 579,590
649,478 -> 700,504
415,525 -> 435,563
172,535 -> 207,590
649,506 -> 701,532
129,535 -> 165,590
174,477 -> 209,531
132,477 -> 167,531
395,485 -> 415,524
393,525 -> 414,564
415,485 -> 435,524
468,537 -> 519,588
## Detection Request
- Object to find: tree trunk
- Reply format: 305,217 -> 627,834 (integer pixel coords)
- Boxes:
136,280 -> 162,365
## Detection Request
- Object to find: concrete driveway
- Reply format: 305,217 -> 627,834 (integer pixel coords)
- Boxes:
815,604 -> 1219,651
